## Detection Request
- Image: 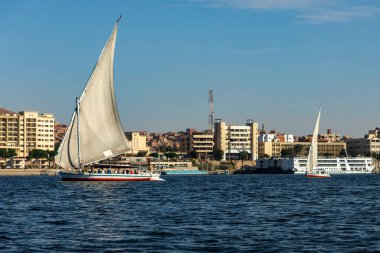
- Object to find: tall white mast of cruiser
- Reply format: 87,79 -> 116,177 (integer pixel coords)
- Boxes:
306,108 -> 321,174
56,15 -> 131,170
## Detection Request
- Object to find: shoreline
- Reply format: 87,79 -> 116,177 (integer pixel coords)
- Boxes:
0,169 -> 58,176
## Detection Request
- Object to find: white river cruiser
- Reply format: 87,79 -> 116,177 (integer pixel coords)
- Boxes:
294,157 -> 374,174
256,157 -> 375,174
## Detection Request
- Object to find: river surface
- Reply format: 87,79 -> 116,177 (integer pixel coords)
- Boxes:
0,175 -> 379,252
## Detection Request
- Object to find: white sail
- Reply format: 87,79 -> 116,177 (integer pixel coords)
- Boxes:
306,108 -> 321,173
56,21 -> 131,169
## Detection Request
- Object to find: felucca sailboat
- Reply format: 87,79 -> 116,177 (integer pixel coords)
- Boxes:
305,108 -> 331,178
55,16 -> 162,181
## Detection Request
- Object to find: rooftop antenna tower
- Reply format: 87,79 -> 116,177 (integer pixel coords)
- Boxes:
208,88 -> 214,132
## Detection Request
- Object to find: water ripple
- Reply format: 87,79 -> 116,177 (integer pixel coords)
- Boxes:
0,175 -> 379,252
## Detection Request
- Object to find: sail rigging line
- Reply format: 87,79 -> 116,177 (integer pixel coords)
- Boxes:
56,21 -> 120,168
55,16 -> 131,169
78,22 -> 119,104
76,97 -> 82,172
306,107 -> 321,174
75,16 -> 129,154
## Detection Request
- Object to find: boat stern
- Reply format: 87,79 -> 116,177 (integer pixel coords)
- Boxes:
150,173 -> 165,181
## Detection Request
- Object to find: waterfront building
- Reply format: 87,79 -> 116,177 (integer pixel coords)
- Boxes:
150,161 -> 194,170
0,108 -> 55,157
258,141 -> 346,158
180,129 -> 214,159
345,128 -> 380,157
214,119 -> 259,160
320,129 -> 341,142
258,134 -> 278,143
54,123 -> 68,146
3,156 -> 51,169
146,131 -> 182,152
366,128 -> 380,139
277,134 -> 294,143
125,131 -> 150,155
258,133 -> 294,143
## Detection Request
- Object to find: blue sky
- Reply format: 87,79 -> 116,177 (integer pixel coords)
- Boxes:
1,0 -> 379,137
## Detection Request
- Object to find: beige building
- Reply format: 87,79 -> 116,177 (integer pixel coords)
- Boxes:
125,131 -> 149,155
258,141 -> 346,158
346,128 -> 380,157
319,129 -> 341,143
214,119 -> 259,160
180,129 -> 214,158
0,108 -> 55,157
346,138 -> 380,156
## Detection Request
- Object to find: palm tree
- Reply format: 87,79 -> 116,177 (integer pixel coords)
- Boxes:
239,150 -> 249,167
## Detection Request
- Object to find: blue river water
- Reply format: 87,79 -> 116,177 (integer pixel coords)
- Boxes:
0,174 -> 379,252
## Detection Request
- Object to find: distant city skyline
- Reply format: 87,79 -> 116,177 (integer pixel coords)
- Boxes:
1,0 -> 380,137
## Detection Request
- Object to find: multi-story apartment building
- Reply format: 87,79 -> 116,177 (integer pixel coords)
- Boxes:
214,119 -> 259,160
346,128 -> 380,157
258,133 -> 294,143
0,108 -> 55,157
258,141 -> 346,158
180,129 -> 214,158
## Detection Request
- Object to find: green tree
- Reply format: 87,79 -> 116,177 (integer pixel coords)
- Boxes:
165,152 -> 177,159
165,146 -> 174,152
47,150 -> 57,157
239,150 -> 249,167
213,149 -> 224,161
136,151 -> 148,157
190,150 -> 198,159
0,149 -> 5,158
293,144 -> 303,156
281,148 -> 294,158
239,150 -> 249,160
339,149 -> 347,157
28,149 -> 49,159
150,153 -> 159,158
0,148 -> 16,158
46,150 -> 57,169
364,152 -> 371,157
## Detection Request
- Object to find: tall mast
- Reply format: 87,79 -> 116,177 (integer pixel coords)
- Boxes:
209,88 -> 214,132
76,97 -> 82,172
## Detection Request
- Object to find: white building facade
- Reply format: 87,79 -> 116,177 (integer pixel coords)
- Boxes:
214,119 -> 259,160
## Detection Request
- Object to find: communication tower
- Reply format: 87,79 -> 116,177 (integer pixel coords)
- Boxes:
208,88 -> 214,132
